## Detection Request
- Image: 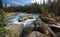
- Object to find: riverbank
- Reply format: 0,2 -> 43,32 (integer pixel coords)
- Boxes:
5,12 -> 60,37
6,12 -> 19,19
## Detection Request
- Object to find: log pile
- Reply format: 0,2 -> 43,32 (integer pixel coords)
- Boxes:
36,16 -> 60,37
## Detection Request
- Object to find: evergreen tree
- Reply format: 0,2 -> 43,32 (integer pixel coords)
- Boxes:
0,0 -> 3,8
0,0 -> 11,37
0,9 -> 10,37
57,0 -> 60,15
48,0 -> 51,13
0,9 -> 7,27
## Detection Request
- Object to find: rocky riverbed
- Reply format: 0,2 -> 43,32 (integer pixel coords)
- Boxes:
6,13 -> 60,37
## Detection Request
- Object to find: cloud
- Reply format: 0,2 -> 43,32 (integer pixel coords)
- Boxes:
31,0 -> 48,4
24,0 -> 32,5
32,0 -> 40,3
3,0 -> 50,6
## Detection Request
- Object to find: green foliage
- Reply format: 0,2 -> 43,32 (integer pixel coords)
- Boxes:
5,0 -> 60,15
0,9 -> 11,37
0,0 -> 11,36
0,28 -> 11,37
0,9 -> 7,27
0,9 -> 5,15
7,2 -> 41,13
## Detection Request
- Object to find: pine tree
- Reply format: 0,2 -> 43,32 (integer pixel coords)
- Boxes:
57,0 -> 60,15
0,0 -> 11,37
0,9 -> 10,37
48,0 -> 51,13
0,9 -> 7,27
0,0 -> 3,8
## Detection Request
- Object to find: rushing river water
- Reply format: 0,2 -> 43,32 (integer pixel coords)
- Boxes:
8,13 -> 40,26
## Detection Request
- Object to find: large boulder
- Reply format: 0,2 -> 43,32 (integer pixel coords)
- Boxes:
36,18 -> 43,27
7,24 -> 24,37
27,31 -> 49,37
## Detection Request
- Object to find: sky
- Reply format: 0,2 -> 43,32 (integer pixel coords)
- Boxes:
2,0 -> 48,6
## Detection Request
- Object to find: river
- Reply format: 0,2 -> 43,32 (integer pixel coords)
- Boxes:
8,13 -> 40,26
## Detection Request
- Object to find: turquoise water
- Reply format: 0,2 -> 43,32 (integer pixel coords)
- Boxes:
8,13 -> 40,24
32,14 -> 40,18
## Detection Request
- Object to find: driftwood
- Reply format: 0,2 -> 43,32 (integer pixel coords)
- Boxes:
39,16 -> 58,37
51,25 -> 60,29
36,18 -> 57,37
42,23 -> 57,37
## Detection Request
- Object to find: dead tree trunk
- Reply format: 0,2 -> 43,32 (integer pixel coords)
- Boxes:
42,22 -> 57,37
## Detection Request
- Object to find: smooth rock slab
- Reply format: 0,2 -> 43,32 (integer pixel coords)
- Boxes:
27,31 -> 49,37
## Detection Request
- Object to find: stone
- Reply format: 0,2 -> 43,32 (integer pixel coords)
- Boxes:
8,24 -> 24,37
36,18 -> 43,28
27,31 -> 49,37
22,14 -> 34,21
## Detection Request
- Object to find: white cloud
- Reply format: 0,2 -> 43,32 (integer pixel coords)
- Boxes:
6,0 -> 52,6
31,0 -> 43,4
31,0 -> 49,4
25,0 -> 31,5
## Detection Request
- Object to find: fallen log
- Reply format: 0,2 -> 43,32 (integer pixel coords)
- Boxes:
42,23 -> 57,37
51,25 -> 60,29
35,19 -> 57,37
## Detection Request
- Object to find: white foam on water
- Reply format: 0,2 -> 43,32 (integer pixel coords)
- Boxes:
22,19 -> 36,26
9,19 -> 36,27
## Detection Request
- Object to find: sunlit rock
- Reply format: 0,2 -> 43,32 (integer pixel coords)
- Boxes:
9,24 -> 24,37
36,18 -> 43,27
27,31 -> 49,37
21,14 -> 34,21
